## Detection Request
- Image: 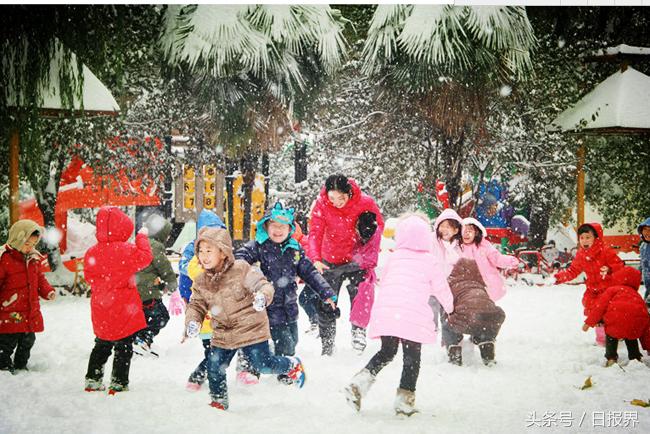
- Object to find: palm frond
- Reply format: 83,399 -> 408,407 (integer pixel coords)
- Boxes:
361,4 -> 411,76
363,5 -> 536,84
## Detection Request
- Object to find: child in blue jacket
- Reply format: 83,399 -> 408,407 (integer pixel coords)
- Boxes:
235,202 -> 337,384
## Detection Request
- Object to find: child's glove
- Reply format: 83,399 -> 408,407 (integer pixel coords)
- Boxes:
47,292 -> 56,301
252,292 -> 266,312
168,290 -> 186,316
186,321 -> 201,338
324,295 -> 337,310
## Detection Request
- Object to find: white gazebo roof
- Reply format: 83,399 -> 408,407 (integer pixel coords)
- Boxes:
547,66 -> 650,133
6,40 -> 120,115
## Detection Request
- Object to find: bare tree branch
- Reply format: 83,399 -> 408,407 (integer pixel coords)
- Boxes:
319,111 -> 387,136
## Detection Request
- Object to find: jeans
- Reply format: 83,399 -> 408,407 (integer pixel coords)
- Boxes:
0,332 -> 36,370
318,261 -> 366,355
365,336 -> 422,392
270,321 -> 299,357
207,341 -> 292,407
188,338 -> 212,384
136,298 -> 170,345
85,333 -> 136,387
299,285 -> 320,325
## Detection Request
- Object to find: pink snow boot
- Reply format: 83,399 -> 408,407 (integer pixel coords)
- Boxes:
236,370 -> 260,386
186,381 -> 202,392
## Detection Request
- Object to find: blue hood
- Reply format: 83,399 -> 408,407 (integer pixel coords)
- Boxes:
638,217 -> 650,241
197,209 -> 226,232
255,202 -> 299,252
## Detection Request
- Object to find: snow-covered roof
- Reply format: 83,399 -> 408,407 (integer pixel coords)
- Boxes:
547,67 -> 650,133
6,40 -> 120,114
589,44 -> 650,57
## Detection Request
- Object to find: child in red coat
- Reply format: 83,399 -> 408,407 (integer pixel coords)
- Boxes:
83,207 -> 153,393
0,220 -> 55,373
552,223 -> 624,345
582,266 -> 650,366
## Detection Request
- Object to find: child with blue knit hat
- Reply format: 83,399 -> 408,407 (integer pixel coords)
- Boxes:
236,202 -> 337,384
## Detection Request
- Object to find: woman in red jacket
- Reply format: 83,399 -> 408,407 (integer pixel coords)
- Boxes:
552,223 -> 624,345
0,220 -> 55,373
308,174 -> 384,356
83,206 -> 153,393
582,266 -> 650,366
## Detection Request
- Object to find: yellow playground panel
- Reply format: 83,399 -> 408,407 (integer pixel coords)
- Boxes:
224,173 -> 266,240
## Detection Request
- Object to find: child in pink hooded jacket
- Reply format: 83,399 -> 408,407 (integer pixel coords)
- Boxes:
344,213 -> 453,417
349,211 -> 381,332
431,209 -> 464,277
460,218 -> 519,302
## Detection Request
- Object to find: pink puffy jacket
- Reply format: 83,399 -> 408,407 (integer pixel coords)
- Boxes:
368,215 -> 454,344
461,218 -> 519,302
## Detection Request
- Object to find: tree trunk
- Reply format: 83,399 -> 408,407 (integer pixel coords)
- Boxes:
240,152 -> 258,242
29,148 -> 67,272
262,151 -> 270,210
441,133 -> 465,210
294,138 -> 308,183
225,158 -> 237,241
528,203 -> 550,249
38,198 -> 61,271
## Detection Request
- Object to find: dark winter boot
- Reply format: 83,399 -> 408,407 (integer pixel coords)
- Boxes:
320,323 -> 336,356
478,341 -> 496,366
108,382 -> 129,395
447,345 -> 462,366
210,396 -> 229,410
84,378 -> 106,392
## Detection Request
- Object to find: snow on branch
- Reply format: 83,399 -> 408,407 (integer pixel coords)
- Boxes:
319,111 -> 386,136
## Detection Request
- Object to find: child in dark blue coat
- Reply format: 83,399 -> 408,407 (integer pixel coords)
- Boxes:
236,202 -> 337,384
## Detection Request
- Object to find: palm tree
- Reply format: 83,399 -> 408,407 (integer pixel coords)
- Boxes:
161,4 -> 348,238
362,5 -> 536,209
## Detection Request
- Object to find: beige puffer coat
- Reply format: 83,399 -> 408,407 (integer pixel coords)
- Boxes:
185,227 -> 275,349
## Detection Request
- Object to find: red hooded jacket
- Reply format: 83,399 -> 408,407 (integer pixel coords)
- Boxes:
585,267 -> 650,349
308,179 -> 384,265
84,207 -> 152,341
0,248 -> 54,334
554,223 -> 624,315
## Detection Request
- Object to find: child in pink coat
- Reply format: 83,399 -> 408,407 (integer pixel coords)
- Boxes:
344,213 -> 454,417
349,211 -> 381,332
460,218 -> 519,302
431,209 -> 464,276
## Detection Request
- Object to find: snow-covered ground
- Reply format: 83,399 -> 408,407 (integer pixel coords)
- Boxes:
2,276 -> 649,433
